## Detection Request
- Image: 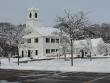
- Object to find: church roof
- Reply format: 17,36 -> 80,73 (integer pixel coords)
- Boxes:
23,27 -> 59,38
34,27 -> 59,36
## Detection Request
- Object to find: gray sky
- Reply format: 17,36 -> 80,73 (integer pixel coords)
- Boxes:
0,0 -> 110,26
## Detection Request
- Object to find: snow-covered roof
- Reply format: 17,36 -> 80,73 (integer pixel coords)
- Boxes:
23,27 -> 59,38
23,33 -> 39,38
74,38 -> 104,48
34,27 -> 59,36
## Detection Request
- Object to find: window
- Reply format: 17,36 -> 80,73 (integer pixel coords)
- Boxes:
27,39 -> 31,43
46,38 -> 50,43
29,13 -> 32,18
35,13 -> 37,18
56,49 -> 58,52
56,39 -> 59,43
51,49 -> 55,53
51,38 -> 55,43
34,38 -> 38,43
46,49 -> 50,54
35,50 -> 38,55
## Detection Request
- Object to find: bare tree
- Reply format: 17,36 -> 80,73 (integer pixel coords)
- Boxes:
85,37 -> 93,60
98,43 -> 110,56
52,30 -> 69,60
55,10 -> 89,66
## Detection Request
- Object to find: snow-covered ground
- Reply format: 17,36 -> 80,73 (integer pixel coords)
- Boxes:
0,57 -> 110,73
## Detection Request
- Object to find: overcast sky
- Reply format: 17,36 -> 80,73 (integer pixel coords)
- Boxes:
0,0 -> 110,26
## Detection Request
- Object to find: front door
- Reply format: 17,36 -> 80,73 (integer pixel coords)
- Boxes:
28,50 -> 31,57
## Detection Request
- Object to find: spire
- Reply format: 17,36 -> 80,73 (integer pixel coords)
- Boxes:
27,7 -> 39,21
26,7 -> 41,28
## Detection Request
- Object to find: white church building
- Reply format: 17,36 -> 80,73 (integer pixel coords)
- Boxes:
18,7 -> 106,59
18,8 -> 60,58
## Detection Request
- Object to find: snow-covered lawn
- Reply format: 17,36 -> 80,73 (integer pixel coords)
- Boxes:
0,58 -> 110,73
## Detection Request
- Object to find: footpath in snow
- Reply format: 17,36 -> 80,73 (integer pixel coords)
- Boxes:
0,57 -> 110,73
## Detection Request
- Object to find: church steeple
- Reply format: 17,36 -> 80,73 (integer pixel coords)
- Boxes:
26,7 -> 40,28
28,7 -> 39,21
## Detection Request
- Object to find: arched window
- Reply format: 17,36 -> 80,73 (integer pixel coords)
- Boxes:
35,13 -> 37,18
29,12 -> 32,18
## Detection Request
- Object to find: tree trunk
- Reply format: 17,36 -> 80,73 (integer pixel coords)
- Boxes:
17,46 -> 19,65
70,39 -> 73,66
63,47 -> 67,61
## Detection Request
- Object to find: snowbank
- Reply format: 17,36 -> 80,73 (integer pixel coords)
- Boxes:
0,58 -> 110,73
